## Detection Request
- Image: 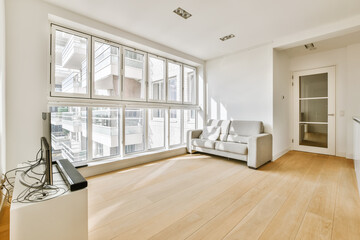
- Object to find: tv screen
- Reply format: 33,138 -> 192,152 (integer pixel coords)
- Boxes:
42,112 -> 53,185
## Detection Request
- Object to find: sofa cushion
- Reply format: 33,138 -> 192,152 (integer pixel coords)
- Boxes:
226,135 -> 250,144
207,119 -> 231,141
200,126 -> 221,141
192,139 -> 216,149
228,120 -> 264,136
215,141 -> 248,155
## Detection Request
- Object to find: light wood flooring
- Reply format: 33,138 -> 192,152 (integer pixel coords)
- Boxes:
1,151 -> 360,239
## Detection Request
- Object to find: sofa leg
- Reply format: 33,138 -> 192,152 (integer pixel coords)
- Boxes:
248,160 -> 271,169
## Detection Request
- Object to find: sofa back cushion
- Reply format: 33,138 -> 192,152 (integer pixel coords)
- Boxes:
200,126 -> 221,141
206,119 -> 231,141
227,121 -> 264,142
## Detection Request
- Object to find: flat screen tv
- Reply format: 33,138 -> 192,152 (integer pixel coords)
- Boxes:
42,112 -> 53,185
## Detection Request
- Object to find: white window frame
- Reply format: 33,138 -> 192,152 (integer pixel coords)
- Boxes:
123,106 -> 147,156
168,108 -> 184,148
148,54 -> 167,103
90,106 -> 122,161
50,25 -> 91,98
167,60 -> 183,104
147,107 -> 166,151
122,47 -> 148,102
91,37 -> 122,101
183,65 -> 197,105
183,109 -> 198,144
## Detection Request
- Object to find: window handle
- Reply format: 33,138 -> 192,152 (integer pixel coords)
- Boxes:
328,113 -> 335,116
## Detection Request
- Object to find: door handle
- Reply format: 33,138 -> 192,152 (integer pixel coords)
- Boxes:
328,113 -> 335,116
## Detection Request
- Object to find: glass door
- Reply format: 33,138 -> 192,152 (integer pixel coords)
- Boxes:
293,67 -> 335,155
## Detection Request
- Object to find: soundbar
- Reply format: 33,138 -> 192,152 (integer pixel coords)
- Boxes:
56,159 -> 87,191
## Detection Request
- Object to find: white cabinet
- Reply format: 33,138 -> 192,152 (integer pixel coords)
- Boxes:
10,165 -> 88,240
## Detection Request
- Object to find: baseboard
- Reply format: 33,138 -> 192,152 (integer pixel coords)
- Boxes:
78,147 -> 187,178
354,160 -> 360,198
272,148 -> 290,161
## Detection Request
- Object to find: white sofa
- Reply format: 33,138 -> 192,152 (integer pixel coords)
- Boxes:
187,119 -> 272,169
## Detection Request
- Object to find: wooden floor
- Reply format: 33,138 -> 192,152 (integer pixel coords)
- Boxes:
1,151 -> 360,239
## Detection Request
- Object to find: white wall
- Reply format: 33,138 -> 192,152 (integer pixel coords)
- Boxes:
5,0 -> 204,171
273,50 -> 291,159
0,0 -> 5,175
206,44 -> 273,133
289,47 -> 349,157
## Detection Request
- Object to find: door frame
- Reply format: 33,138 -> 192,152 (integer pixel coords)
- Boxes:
291,66 -> 336,155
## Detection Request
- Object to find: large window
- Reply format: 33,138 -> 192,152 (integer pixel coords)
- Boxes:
92,108 -> 120,159
50,106 -> 88,163
52,26 -> 90,96
148,56 -> 165,102
93,39 -> 121,98
50,24 -> 199,163
148,108 -> 165,149
167,62 -> 182,102
125,108 -> 145,154
123,49 -> 146,101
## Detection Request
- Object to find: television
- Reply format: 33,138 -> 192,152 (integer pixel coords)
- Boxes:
42,112 -> 53,185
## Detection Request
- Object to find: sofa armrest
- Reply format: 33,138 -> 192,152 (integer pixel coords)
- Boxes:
247,133 -> 272,169
186,129 -> 203,153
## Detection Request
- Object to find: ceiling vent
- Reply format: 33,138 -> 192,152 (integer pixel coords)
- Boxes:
304,43 -> 316,50
173,7 -> 192,19
220,34 -> 235,41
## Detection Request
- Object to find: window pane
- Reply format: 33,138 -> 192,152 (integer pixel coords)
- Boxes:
92,108 -> 120,159
300,73 -> 328,98
50,106 -> 88,163
184,67 -> 196,104
148,109 -> 165,149
300,99 -> 328,122
123,49 -> 146,100
148,56 -> 165,101
168,62 -> 182,102
54,30 -> 89,94
299,123 -> 328,148
93,41 -> 120,97
184,109 -> 196,143
125,108 -> 145,153
170,109 -> 182,146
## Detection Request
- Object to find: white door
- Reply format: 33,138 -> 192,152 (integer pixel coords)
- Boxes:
293,66 -> 335,155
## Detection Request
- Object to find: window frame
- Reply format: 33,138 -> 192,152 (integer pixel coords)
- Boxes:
122,47 -> 148,102
147,107 -> 166,151
168,108 -> 184,148
91,37 -> 122,101
50,25 -> 92,99
123,107 -> 147,155
167,60 -> 183,104
183,65 -> 197,105
147,54 -> 167,103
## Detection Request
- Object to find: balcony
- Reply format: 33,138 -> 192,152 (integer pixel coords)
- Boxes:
125,58 -> 143,80
62,35 -> 87,69
62,72 -> 81,93
94,45 -> 119,91
92,125 -> 118,147
60,140 -> 87,163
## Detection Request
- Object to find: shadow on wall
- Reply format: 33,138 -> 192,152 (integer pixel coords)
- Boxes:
208,97 -> 272,133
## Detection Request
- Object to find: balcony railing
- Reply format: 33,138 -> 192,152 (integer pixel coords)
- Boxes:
60,140 -> 87,163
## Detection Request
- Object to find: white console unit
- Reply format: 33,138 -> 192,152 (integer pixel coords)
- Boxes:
353,116 -> 360,196
10,165 -> 88,240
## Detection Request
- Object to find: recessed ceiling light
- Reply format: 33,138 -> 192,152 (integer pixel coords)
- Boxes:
173,7 -> 192,19
220,34 -> 235,41
304,43 -> 316,50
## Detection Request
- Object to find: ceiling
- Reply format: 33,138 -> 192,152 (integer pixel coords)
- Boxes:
43,0 -> 360,60
284,30 -> 360,57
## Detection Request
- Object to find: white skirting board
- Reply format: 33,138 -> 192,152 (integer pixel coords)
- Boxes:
355,160 -> 360,197
272,148 -> 290,161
